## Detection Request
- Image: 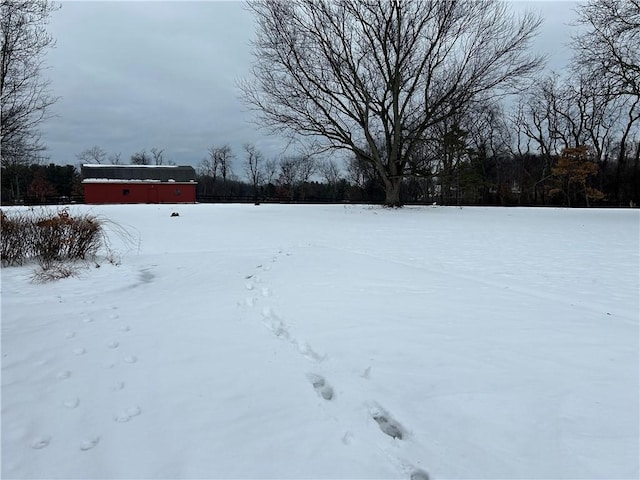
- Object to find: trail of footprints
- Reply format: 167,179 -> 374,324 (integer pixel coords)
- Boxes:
39,307 -> 141,453
242,251 -> 429,480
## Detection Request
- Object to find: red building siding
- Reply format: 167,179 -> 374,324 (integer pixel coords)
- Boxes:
83,182 -> 196,204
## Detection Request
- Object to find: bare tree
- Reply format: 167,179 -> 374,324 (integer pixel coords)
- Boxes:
76,145 -> 107,165
319,159 -> 340,183
571,0 -> 640,203
511,76 -> 563,203
346,153 -> 379,191
206,145 -> 234,182
319,158 -> 343,200
216,144 -> 234,183
197,157 -> 216,196
610,96 -> 640,201
206,148 -> 221,182
570,74 -> 619,166
513,69 -> 640,203
467,103 -> 512,162
108,151 -> 122,165
296,155 -> 316,200
573,0 -> 640,99
277,156 -> 299,201
464,101 -> 514,202
1,0 -> 59,201
199,145 -> 235,196
151,147 -> 165,165
244,143 -> 263,202
241,0 -> 543,206
428,118 -> 469,205
263,157 -> 279,185
1,0 -> 59,167
131,149 -> 150,165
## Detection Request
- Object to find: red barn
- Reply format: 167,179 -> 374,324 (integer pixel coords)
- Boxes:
82,164 -> 197,204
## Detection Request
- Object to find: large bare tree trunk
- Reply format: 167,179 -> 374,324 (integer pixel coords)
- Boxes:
383,177 -> 402,208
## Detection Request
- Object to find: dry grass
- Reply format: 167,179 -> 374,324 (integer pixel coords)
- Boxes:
30,262 -> 81,283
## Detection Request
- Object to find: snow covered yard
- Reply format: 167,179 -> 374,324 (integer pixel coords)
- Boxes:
2,204 -> 638,479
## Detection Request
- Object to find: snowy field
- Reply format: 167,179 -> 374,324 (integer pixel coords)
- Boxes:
2,204 -> 638,480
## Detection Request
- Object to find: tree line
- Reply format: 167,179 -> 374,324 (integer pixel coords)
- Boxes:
192,139 -> 639,206
1,139 -> 637,206
2,0 -> 638,207
240,0 -> 640,207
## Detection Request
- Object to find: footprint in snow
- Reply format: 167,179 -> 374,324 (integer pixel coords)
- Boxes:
65,331 -> 76,339
119,325 -> 131,332
261,287 -> 271,297
370,405 -> 404,440
123,355 -> 138,364
107,341 -> 119,349
31,435 -> 51,449
261,307 -> 290,337
111,381 -> 125,391
307,373 -> 334,400
114,406 -> 142,423
245,297 -> 256,307
82,317 -> 94,323
266,319 -> 290,339
79,436 -> 100,451
72,347 -> 86,356
56,370 -> 71,380
298,342 -> 326,362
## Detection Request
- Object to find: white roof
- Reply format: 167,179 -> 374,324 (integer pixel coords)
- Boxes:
82,164 -> 182,168
82,179 -> 195,184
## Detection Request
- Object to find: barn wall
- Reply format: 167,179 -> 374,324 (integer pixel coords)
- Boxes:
83,183 -> 197,204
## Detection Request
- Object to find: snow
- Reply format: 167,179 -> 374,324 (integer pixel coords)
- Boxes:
2,204 -> 638,479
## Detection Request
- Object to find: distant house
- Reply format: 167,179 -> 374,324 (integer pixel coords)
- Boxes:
81,164 -> 197,204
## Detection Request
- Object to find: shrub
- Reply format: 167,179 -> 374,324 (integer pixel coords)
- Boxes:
1,208 -> 104,268
1,210 -> 33,266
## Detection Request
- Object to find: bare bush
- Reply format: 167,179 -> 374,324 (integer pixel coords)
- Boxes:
94,215 -> 139,266
0,209 -> 33,265
1,208 -> 103,267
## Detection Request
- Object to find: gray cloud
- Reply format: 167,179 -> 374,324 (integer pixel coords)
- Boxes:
40,1 -> 580,171
42,1 -> 287,169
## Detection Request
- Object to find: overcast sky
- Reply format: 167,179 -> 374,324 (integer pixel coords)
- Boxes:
40,1 -> 581,170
